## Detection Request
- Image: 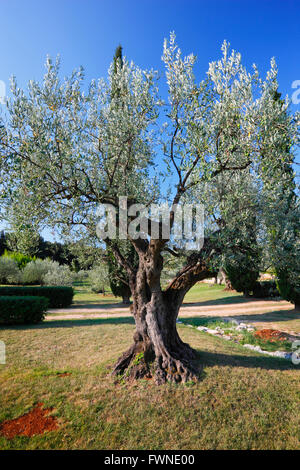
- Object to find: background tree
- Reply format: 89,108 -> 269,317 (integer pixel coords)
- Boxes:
5,226 -> 40,257
104,45 -> 140,304
38,238 -> 75,266
0,231 -> 7,256
221,172 -> 261,296
66,238 -> 103,271
88,263 -> 109,293
192,130 -> 261,296
112,44 -> 123,95
107,240 -> 138,303
258,88 -> 300,308
0,35 -> 299,383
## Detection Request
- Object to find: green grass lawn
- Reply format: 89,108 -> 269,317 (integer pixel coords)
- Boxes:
72,281 -> 123,307
71,282 -> 243,308
0,318 -> 299,450
182,283 -> 242,304
1,283 -> 299,450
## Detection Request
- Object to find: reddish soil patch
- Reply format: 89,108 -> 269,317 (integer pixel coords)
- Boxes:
0,403 -> 58,439
254,329 -> 288,342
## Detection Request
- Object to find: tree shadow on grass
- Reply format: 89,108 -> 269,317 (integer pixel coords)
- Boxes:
181,310 -> 300,325
66,301 -> 129,309
182,295 -> 272,307
221,309 -> 300,324
1,317 -> 298,373
0,317 -> 135,331
196,349 -> 298,371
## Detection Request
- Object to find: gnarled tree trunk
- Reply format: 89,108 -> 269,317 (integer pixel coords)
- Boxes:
112,243 -> 213,384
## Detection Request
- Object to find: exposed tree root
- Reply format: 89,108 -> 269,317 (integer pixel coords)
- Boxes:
155,360 -> 197,384
112,339 -> 200,384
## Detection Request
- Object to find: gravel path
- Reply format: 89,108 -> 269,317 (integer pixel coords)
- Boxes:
47,299 -> 293,320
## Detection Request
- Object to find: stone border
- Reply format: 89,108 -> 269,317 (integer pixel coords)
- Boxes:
177,318 -> 293,360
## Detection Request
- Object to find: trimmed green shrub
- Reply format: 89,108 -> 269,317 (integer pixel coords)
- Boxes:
0,286 -> 73,308
0,296 -> 48,324
253,280 -> 280,299
107,242 -> 137,303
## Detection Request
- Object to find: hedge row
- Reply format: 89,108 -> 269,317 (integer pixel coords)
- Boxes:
0,286 -> 73,308
0,296 -> 48,324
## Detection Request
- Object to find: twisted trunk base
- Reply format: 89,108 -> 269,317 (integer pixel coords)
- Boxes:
112,298 -> 200,384
112,337 -> 199,384
111,248 -> 211,384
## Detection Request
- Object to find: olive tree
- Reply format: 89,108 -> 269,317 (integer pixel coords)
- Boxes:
257,89 -> 300,308
1,34 -> 299,383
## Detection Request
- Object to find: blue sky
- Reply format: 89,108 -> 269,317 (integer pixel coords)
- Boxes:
0,0 -> 299,239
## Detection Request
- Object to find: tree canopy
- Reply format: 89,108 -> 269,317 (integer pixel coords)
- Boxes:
0,33 -> 299,383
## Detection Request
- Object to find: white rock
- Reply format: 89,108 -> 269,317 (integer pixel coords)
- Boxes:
206,329 -> 219,335
192,320 -> 291,361
272,351 -> 289,359
243,344 -> 263,352
243,344 -> 291,360
216,328 -> 225,333
236,324 -> 248,331
197,326 -> 208,331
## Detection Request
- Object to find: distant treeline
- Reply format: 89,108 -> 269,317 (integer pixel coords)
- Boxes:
0,231 -> 102,271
